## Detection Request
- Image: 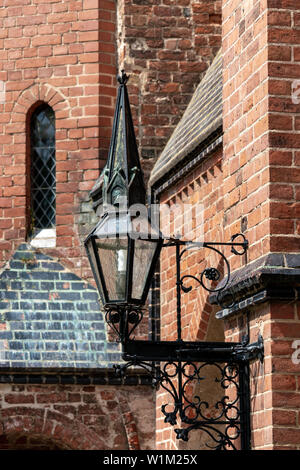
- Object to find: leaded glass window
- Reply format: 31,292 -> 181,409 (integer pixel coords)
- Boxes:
30,105 -> 56,236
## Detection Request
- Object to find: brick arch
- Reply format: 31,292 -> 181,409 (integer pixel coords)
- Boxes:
9,83 -> 69,143
9,83 -> 69,142
8,83 -> 69,161
12,82 -> 69,120
0,407 -> 106,450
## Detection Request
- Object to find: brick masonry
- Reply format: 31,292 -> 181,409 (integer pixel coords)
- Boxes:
0,383 -> 155,450
0,0 -> 299,453
116,0 -> 222,181
0,0 -> 156,451
0,240 -> 155,450
221,0 -> 300,450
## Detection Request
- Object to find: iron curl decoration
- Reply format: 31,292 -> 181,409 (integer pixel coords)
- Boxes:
115,357 -> 245,449
105,304 -> 144,342
114,358 -> 184,427
170,361 -> 243,449
179,245 -> 230,294
179,233 -> 248,309
174,422 -> 241,450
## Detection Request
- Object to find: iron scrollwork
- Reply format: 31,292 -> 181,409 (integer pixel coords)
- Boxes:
115,357 -> 247,450
173,362 -> 243,449
105,304 -> 144,342
179,233 -> 248,308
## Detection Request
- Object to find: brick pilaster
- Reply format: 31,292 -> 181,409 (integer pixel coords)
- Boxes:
222,0 -> 300,450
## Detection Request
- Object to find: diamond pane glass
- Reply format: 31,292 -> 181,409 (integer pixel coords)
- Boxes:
30,105 -> 55,231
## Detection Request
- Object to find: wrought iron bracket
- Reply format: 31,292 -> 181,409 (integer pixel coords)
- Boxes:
232,334 -> 264,363
107,233 -> 263,448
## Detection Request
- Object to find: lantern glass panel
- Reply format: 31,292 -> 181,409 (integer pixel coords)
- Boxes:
85,237 -> 105,303
132,239 -> 158,300
96,237 -> 128,301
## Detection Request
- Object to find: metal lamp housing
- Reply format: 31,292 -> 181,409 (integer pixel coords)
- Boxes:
85,208 -> 163,308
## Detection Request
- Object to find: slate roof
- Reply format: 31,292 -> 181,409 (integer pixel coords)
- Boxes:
0,244 -> 122,371
149,49 -> 223,187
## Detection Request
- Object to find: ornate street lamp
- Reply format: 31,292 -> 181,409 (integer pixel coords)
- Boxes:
85,71 -> 163,342
85,71 -> 264,449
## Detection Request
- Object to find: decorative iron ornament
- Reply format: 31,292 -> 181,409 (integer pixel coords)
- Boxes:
105,304 -> 145,343
115,359 -> 247,450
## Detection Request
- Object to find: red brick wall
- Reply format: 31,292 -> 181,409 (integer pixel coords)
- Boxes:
268,2 -> 300,252
160,148 -> 223,344
222,0 -> 269,267
268,300 -> 300,449
117,0 -> 222,180
0,383 -> 155,450
99,0 -> 117,161
0,0 -> 116,283
223,299 -> 300,450
265,4 -> 300,448
222,0 -> 300,264
222,0 -> 300,450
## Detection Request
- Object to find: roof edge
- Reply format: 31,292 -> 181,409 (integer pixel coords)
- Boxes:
149,116 -> 222,188
149,49 -> 223,190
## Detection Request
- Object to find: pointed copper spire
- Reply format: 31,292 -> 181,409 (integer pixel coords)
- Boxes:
102,70 -> 146,209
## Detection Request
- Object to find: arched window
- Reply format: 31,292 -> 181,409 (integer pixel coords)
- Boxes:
29,104 -> 56,242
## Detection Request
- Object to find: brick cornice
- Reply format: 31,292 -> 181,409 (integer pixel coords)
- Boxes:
210,253 -> 300,319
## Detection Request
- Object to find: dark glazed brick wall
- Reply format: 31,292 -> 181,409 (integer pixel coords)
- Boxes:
0,243 -> 122,369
